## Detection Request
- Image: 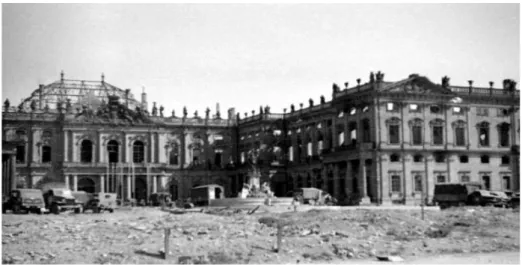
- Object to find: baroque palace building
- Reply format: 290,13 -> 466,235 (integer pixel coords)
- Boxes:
2,71 -> 520,205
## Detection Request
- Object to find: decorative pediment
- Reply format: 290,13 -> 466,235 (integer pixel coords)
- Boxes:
429,118 -> 445,126
451,120 -> 466,128
101,134 -> 123,145
75,132 -> 97,145
385,117 -> 401,125
381,75 -> 453,94
408,118 -> 423,126
128,135 -> 148,146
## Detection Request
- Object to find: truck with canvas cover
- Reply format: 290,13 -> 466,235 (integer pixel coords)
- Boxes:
433,182 -> 482,208
191,184 -> 225,206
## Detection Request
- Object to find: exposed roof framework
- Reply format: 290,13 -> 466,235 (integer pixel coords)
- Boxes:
20,75 -> 142,111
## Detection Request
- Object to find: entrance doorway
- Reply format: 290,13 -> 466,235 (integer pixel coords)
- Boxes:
78,177 -> 96,193
135,177 -> 147,202
169,183 -> 178,200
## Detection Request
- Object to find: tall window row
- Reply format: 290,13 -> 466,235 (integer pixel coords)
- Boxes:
386,118 -> 511,147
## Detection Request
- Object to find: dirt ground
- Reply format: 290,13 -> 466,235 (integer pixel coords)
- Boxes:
1,205 -> 520,264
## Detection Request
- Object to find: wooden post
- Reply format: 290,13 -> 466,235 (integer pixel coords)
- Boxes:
275,223 -> 283,253
164,228 -> 171,259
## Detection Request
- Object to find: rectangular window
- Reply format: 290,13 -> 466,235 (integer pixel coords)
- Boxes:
409,104 -> 420,112
391,175 -> 401,192
460,175 -> 470,182
499,125 -> 510,147
482,176 -> 491,190
455,127 -> 466,146
412,126 -> 422,145
477,107 -> 489,116
414,175 -> 423,192
433,126 -> 443,145
386,102 -> 397,112
436,175 -> 446,183
503,176 -> 511,190
389,125 -> 400,144
42,146 -> 52,163
452,107 -> 463,115
193,149 -> 201,162
16,145 -> 25,163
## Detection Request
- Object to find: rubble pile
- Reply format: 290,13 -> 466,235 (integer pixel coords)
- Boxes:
2,206 -> 519,264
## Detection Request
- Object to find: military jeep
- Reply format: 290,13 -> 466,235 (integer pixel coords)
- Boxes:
43,188 -> 83,214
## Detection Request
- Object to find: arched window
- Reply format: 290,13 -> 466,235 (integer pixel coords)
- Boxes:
107,140 -> 119,163
409,118 -> 423,146
498,123 -> 510,147
349,122 -> 357,145
288,147 -> 294,162
317,133 -> 324,154
169,144 -> 179,165
81,140 -> 93,163
477,122 -> 490,146
42,146 -> 52,163
133,141 -> 145,163
386,117 -> 401,144
430,119 -> 444,145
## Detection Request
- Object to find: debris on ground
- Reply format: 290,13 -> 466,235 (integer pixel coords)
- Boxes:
1,206 -> 519,264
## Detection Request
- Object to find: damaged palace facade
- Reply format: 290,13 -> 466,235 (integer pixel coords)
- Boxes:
2,71 -> 520,205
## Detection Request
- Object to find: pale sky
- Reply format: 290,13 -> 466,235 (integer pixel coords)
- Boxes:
2,4 -> 520,117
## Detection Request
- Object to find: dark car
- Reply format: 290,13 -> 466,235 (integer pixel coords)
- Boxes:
468,190 -> 505,207
2,189 -> 48,214
150,192 -> 173,207
509,192 -> 520,209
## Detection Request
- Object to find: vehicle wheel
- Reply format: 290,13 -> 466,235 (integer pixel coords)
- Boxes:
74,207 -> 82,214
13,205 -> 21,214
109,209 -> 114,213
469,195 -> 481,206
36,208 -> 42,215
51,204 -> 60,215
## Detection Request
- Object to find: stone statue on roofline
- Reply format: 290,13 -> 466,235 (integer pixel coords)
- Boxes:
194,110 -> 199,118
205,107 -> 210,119
370,72 -> 375,83
264,105 -> 270,114
259,106 -> 264,115
441,76 -> 450,88
152,102 -> 158,116
320,95 -> 325,104
44,103 -> 50,112
309,98 -> 314,107
4,99 -> 10,112
159,105 -> 164,117
376,71 -> 385,82
17,102 -> 24,113
171,110 -> 176,118
332,83 -> 340,93
183,106 -> 188,118
30,100 -> 37,111
290,104 -> 295,113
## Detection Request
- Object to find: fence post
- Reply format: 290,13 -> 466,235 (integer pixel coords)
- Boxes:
164,228 -> 171,259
